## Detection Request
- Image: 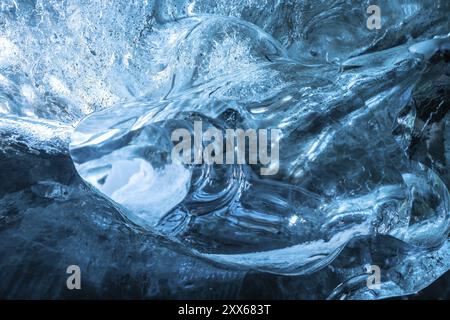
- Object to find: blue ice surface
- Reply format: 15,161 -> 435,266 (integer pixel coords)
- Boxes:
0,0 -> 449,299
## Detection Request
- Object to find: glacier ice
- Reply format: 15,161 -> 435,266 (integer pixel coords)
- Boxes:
1,0 -> 450,299
69,17 -> 450,275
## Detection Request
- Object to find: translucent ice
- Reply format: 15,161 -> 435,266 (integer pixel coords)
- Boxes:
1,0 -> 450,299
70,16 -> 450,275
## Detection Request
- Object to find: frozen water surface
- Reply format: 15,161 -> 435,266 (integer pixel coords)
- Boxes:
0,0 -> 449,299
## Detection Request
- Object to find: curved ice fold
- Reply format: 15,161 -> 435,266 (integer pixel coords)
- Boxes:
70,16 -> 449,275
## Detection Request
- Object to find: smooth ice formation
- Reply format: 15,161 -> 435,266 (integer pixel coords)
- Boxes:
69,16 -> 450,275
1,0 -> 450,299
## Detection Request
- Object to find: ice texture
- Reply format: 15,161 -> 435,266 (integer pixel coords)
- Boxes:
1,0 -> 450,299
